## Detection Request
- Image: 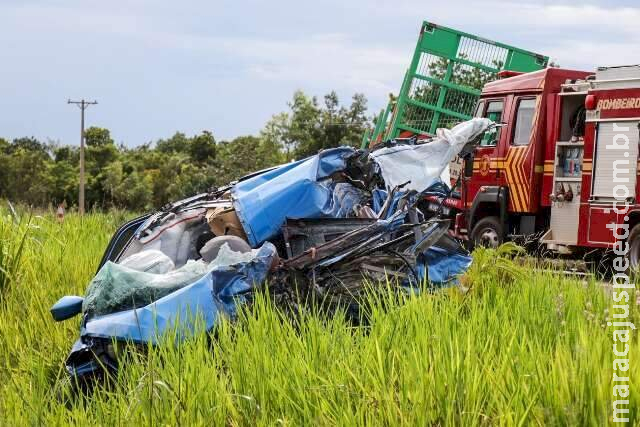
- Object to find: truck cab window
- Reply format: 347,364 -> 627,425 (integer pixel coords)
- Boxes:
480,100 -> 503,146
474,101 -> 485,118
512,98 -> 536,145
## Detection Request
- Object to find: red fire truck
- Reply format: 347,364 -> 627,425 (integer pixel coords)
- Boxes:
426,65 -> 640,268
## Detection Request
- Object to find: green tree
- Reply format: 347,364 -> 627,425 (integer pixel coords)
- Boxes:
261,112 -> 294,161
156,132 -> 190,154
3,146 -> 50,205
53,145 -> 78,163
0,138 -> 10,154
165,163 -> 211,201
46,160 -> 77,206
112,170 -> 153,211
286,90 -> 371,158
9,137 -> 47,154
288,91 -> 322,158
0,89 -> 370,209
84,127 -> 119,209
0,138 -> 11,198
101,160 -> 124,206
216,135 -> 274,184
189,131 -> 216,164
84,127 -> 114,147
338,93 -> 369,147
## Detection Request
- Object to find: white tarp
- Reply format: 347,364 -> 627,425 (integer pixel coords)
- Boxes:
370,118 -> 493,192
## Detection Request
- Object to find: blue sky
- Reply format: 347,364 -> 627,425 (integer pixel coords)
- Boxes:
1,0 -> 639,146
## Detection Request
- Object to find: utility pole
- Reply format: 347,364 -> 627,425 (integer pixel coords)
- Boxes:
68,99 -> 97,216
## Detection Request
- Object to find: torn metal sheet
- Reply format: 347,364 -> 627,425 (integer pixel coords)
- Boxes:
281,217 -> 376,259
370,118 -> 492,192
231,147 -> 356,247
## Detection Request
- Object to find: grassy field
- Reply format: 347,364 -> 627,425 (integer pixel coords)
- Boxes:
0,209 -> 638,426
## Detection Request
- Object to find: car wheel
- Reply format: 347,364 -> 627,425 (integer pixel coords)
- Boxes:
470,216 -> 504,249
628,223 -> 640,272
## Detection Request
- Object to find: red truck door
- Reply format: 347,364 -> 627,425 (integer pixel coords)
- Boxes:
467,98 -> 506,200
498,95 -> 540,213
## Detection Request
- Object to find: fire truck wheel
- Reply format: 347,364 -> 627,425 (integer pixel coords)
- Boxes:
470,216 -> 504,249
629,223 -> 640,271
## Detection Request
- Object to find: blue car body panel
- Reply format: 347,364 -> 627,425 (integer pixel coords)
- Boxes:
81,243 -> 276,344
232,147 -> 355,247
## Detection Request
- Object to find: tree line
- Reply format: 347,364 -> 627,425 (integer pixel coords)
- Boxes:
0,90 -> 371,211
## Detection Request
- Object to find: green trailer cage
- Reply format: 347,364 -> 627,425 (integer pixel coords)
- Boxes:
365,21 -> 548,147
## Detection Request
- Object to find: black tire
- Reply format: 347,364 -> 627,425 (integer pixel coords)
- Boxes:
470,216 -> 504,249
629,223 -> 640,272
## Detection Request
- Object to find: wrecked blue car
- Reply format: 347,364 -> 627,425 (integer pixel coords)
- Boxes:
52,118 -> 492,382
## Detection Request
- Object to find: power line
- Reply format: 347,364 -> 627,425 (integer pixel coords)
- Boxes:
67,99 -> 97,216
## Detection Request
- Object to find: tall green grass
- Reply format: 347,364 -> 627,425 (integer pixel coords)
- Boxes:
0,212 -> 31,301
0,209 -> 637,425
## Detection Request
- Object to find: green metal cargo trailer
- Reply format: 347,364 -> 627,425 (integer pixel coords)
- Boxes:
364,21 -> 548,147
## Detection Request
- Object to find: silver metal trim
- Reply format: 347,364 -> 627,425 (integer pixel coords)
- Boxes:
558,91 -> 587,97
586,117 -> 640,123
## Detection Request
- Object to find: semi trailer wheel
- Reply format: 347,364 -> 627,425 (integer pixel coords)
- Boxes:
470,216 -> 504,249
629,223 -> 640,272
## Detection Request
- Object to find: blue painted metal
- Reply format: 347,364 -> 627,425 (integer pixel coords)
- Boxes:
420,246 -> 472,284
232,147 -> 355,247
79,242 -> 277,344
50,296 -> 84,321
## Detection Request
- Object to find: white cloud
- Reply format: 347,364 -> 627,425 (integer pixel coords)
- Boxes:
129,2 -> 640,90
218,35 -> 407,94
6,1 -> 638,84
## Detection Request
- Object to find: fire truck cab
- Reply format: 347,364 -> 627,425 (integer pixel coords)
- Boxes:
456,65 -> 640,268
